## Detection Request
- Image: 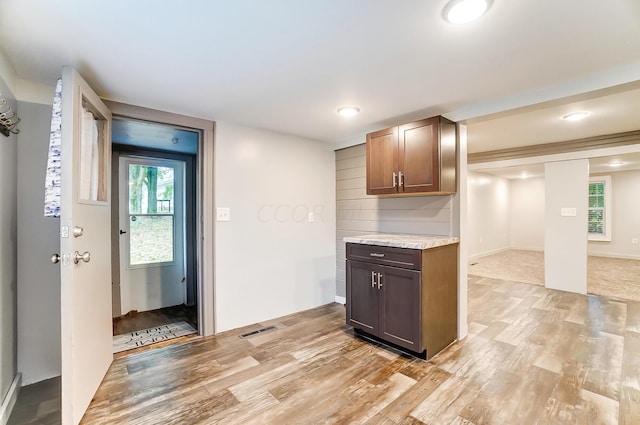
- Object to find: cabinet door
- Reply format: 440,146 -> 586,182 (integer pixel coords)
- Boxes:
398,117 -> 439,193
379,266 -> 422,351
346,260 -> 379,333
366,126 -> 398,195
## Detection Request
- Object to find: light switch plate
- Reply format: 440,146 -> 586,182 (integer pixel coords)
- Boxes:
560,207 -> 577,217
216,208 -> 231,222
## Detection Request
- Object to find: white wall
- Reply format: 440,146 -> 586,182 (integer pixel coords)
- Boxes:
454,123 -> 469,340
545,160 -> 589,294
510,177 -> 545,251
214,122 -> 336,332
16,101 -> 61,385
467,171 -> 510,259
507,171 -> 640,258
588,171 -> 640,260
0,61 -> 18,414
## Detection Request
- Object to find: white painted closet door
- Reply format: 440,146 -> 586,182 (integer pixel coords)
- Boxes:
59,67 -> 113,425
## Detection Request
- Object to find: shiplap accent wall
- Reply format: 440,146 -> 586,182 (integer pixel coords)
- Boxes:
335,144 -> 454,297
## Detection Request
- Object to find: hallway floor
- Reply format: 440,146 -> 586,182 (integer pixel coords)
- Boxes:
113,304 -> 198,336
113,304 -> 198,358
7,377 -> 60,425
470,249 -> 640,302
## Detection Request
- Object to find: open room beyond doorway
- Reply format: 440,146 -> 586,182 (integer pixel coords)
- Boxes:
468,152 -> 640,303
111,118 -> 200,356
469,249 -> 640,302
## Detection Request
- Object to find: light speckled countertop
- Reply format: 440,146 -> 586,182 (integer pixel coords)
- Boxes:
343,234 -> 459,250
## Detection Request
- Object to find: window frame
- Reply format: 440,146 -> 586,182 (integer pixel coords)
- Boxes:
588,175 -> 612,242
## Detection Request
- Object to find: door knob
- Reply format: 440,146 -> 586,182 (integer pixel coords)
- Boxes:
73,226 -> 84,237
51,254 -> 60,264
73,251 -> 91,264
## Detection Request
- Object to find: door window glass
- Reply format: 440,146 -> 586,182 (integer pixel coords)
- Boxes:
128,164 -> 175,265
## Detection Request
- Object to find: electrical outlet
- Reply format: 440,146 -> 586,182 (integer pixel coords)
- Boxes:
561,207 -> 577,217
308,212 -> 315,223
632,238 -> 639,245
216,208 -> 231,222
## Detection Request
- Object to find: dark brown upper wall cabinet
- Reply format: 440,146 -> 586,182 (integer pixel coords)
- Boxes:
366,116 -> 457,196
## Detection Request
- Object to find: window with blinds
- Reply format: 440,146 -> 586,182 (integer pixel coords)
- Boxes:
588,176 -> 612,241
588,182 -> 605,234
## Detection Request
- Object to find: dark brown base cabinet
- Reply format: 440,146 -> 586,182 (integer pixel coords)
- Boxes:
346,242 -> 458,360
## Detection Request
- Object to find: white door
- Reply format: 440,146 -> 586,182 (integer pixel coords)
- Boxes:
118,156 -> 186,314
59,67 -> 112,424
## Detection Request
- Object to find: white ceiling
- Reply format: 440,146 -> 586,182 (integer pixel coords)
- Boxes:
467,85 -> 640,154
1,1 -> 639,150
474,152 -> 640,180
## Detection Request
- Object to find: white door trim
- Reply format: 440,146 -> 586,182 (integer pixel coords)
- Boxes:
105,100 -> 215,336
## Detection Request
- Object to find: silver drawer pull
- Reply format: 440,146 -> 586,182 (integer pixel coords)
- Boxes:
370,253 -> 385,258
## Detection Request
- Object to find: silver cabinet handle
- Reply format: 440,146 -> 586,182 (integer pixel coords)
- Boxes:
51,254 -> 60,264
73,251 -> 91,264
377,272 -> 383,289
369,253 -> 385,258
399,171 -> 404,187
371,271 -> 376,288
392,172 -> 397,188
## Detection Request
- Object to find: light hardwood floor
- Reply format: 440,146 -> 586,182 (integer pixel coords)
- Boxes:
470,249 -> 640,303
10,275 -> 640,424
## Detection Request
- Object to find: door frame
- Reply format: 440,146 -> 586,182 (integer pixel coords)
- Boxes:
105,100 -> 215,337
113,147 -> 194,316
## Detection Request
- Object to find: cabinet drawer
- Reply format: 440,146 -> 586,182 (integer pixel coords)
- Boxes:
346,243 -> 421,270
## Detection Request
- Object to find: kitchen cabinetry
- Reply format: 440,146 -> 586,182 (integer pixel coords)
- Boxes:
366,116 -> 457,195
346,242 -> 458,359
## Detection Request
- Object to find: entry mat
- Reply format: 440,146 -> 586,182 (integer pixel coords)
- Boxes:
113,321 -> 197,353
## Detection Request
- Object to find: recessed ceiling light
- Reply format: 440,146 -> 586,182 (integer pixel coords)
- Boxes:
562,111 -> 590,121
520,172 -> 528,179
337,106 -> 360,118
444,0 -> 491,24
608,161 -> 623,167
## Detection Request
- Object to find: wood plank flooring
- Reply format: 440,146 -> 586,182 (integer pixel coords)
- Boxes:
112,304 -> 199,359
113,304 -> 198,336
6,377 -> 61,425
11,275 -> 640,424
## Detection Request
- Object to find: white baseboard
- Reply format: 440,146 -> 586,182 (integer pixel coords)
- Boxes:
468,247 -> 509,262
510,246 -> 544,253
588,252 -> 640,260
0,373 -> 21,425
334,295 -> 346,305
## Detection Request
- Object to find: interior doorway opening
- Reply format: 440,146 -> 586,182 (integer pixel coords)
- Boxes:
110,118 -> 200,356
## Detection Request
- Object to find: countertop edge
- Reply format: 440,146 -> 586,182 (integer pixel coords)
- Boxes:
343,235 -> 460,250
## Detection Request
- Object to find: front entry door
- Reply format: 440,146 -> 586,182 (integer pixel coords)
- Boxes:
118,156 -> 186,314
59,67 -> 113,425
